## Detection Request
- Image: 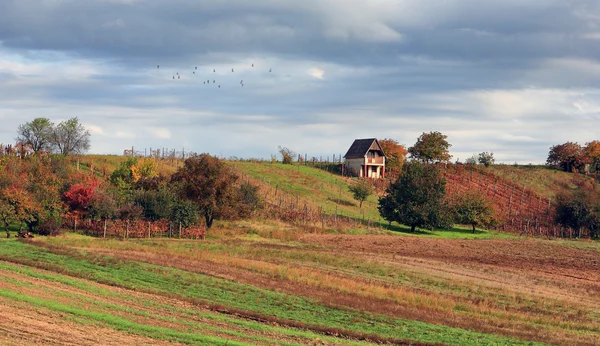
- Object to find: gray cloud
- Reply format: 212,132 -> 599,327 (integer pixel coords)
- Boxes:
1,1 -> 600,163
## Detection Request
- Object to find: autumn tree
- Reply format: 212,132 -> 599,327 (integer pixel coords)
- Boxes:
111,158 -> 159,191
171,154 -> 258,229
0,187 -> 41,235
379,138 -> 408,171
378,162 -> 451,232
348,179 -> 372,209
21,157 -> 66,233
451,191 -> 496,233
546,142 -> 589,172
408,131 -> 452,163
51,117 -> 91,155
584,140 -> 600,173
16,118 -> 54,153
62,181 -> 98,231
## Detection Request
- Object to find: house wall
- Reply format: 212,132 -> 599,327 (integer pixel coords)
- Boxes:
345,158 -> 365,177
344,157 -> 385,178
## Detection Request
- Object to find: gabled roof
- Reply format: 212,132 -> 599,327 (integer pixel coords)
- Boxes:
343,138 -> 386,159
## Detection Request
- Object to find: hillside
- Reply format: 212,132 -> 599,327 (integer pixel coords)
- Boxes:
2,156 -> 600,345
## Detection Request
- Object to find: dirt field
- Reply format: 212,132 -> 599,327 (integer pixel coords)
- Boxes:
300,235 -> 600,307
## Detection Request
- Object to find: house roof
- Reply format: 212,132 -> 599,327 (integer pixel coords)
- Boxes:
343,138 -> 386,159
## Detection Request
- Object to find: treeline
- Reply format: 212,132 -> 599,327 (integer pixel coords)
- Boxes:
0,153 -> 262,238
1,117 -> 91,156
547,141 -> 600,173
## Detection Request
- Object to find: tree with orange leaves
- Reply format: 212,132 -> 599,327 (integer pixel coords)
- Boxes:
547,142 -> 589,172
584,140 -> 600,173
379,138 -> 408,171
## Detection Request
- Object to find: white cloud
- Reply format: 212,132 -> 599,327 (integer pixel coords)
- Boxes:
85,124 -> 105,135
146,127 -> 172,139
308,68 -> 324,80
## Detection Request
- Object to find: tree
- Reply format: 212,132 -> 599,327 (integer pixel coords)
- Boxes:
277,146 -> 295,164
546,142 -> 589,172
16,118 -> 54,153
51,117 -> 91,155
408,131 -> 452,163
132,188 -> 176,221
239,182 -> 263,215
584,140 -> 600,173
348,179 -> 372,209
0,198 -> 17,238
451,191 -> 495,233
171,154 -> 244,229
170,200 -> 200,229
378,138 -> 408,171
378,162 -> 451,232
465,155 -> 478,165
555,192 -> 600,239
477,152 -> 495,167
88,188 -> 118,222
0,186 -> 41,235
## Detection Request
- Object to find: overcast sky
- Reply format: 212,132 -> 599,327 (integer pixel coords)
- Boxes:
1,0 -> 600,163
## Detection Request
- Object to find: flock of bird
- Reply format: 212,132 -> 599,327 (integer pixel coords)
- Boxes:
157,63 -> 272,89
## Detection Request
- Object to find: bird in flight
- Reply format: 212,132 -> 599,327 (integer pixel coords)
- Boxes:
218,85 -> 221,88
157,65 -> 160,69
213,69 -> 215,72
252,63 -> 254,67
213,80 -> 215,83
231,68 -> 234,72
195,67 -> 197,70
178,75 -> 180,79
173,76 -> 175,79
240,80 -> 243,84
193,71 -> 195,74
269,68 -> 272,72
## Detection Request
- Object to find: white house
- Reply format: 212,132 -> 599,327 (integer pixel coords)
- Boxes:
343,138 -> 386,178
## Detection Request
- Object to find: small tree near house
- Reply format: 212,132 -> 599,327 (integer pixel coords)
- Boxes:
348,179 -> 372,209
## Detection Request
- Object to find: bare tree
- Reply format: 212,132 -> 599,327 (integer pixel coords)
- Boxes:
51,117 -> 91,155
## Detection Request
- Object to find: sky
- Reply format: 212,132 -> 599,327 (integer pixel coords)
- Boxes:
1,0 -> 600,164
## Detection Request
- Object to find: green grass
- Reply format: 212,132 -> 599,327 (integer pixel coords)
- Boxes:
381,223 -> 518,240
0,239 -> 544,345
0,261 -> 369,346
231,161 -> 383,221
487,165 -> 599,199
